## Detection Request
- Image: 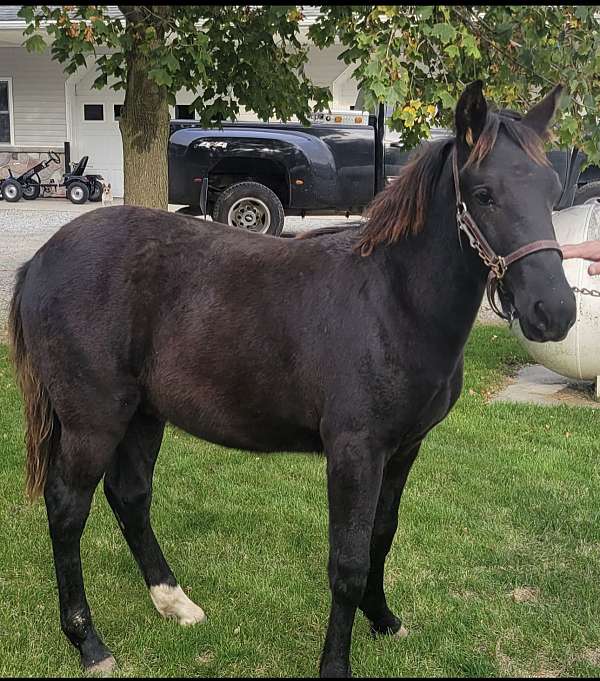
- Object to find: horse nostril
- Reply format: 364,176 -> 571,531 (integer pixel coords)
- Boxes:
534,301 -> 550,331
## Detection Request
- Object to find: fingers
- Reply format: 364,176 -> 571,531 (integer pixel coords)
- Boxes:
589,262 -> 600,276
562,243 -> 592,259
562,240 -> 600,262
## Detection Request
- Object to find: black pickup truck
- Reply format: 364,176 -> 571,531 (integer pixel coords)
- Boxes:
168,104 -> 600,236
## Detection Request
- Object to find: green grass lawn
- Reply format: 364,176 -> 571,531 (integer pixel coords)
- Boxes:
0,326 -> 599,678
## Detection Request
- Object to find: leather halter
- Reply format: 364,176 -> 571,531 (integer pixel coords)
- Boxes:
452,146 -> 562,321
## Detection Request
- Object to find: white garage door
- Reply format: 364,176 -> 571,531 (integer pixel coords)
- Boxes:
73,94 -> 124,197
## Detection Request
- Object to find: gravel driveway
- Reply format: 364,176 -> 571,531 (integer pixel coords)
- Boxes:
0,202 -> 500,337
0,208 -> 79,336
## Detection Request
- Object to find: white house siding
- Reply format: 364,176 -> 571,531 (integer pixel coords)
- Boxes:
304,44 -> 350,88
0,47 -> 66,148
69,66 -> 125,196
0,47 -> 68,184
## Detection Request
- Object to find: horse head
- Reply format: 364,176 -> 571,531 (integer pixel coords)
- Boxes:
455,81 -> 576,342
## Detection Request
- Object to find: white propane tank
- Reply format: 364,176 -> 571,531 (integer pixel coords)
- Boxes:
510,199 -> 600,397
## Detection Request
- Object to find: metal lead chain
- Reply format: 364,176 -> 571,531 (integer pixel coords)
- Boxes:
572,285 -> 600,297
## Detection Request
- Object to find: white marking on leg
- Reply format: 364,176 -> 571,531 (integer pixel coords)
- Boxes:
394,625 -> 409,639
149,584 -> 206,626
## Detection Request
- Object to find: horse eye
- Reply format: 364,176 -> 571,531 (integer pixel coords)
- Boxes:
474,189 -> 494,206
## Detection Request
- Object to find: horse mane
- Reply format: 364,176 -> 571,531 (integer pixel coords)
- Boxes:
355,109 -> 551,257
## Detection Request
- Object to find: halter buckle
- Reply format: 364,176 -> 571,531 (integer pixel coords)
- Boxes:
456,212 -> 477,250
492,256 -> 507,280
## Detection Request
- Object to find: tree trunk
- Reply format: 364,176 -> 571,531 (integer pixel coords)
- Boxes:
119,30 -> 170,209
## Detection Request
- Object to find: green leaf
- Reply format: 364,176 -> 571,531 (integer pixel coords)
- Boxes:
438,90 -> 456,110
495,22 -> 513,38
416,6 -> 434,21
431,22 -> 457,44
92,73 -> 108,90
364,59 -> 381,78
92,19 -> 108,36
462,33 -> 481,59
23,34 -> 46,53
371,81 -> 389,101
17,6 -> 35,22
148,68 -> 173,88
164,53 -> 180,73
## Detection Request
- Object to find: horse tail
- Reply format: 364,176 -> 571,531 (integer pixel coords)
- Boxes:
8,260 -> 55,501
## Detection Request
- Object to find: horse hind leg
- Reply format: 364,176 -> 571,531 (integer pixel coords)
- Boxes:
103,410 -> 206,627
44,425 -> 124,675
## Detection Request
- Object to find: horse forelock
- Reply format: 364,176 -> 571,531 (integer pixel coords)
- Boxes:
355,110 -> 550,257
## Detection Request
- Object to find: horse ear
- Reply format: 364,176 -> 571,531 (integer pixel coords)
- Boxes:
455,80 -> 487,149
522,84 -> 564,137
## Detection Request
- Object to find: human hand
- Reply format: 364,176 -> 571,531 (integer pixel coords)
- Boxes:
561,240 -> 600,276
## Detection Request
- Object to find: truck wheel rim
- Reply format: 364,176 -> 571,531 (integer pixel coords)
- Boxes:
4,185 -> 18,200
23,185 -> 36,197
227,198 -> 271,233
71,186 -> 84,201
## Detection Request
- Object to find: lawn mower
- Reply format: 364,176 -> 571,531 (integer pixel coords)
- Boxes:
0,152 -> 104,204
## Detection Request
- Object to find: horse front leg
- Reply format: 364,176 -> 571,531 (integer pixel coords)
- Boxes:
359,444 -> 421,637
319,430 -> 386,678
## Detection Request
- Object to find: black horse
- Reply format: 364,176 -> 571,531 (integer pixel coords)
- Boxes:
9,82 -> 575,677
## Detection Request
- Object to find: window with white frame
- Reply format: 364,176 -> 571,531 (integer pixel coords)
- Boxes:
0,78 -> 13,145
83,104 -> 104,121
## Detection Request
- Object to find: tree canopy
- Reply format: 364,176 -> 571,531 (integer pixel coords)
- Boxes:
310,5 -> 600,164
19,5 -> 331,124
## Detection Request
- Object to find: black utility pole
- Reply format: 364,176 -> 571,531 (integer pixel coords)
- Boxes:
374,102 -> 386,195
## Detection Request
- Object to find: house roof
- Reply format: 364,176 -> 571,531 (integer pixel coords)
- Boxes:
0,5 -> 322,25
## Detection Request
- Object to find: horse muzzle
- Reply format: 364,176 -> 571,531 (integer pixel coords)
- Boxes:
512,286 -> 576,342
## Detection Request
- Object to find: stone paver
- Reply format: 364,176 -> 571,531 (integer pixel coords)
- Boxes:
492,364 -> 600,409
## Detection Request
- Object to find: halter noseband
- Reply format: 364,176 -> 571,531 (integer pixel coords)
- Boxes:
452,146 -> 562,321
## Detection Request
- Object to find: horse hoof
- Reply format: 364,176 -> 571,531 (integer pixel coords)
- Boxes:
179,604 -> 207,627
150,584 -> 207,626
369,612 -> 405,638
320,664 -> 352,678
394,625 -> 409,639
85,655 -> 117,677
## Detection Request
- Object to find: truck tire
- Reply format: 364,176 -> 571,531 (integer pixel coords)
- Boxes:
573,181 -> 600,206
212,181 -> 284,236
22,179 -> 41,200
1,178 -> 23,202
66,180 -> 89,205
